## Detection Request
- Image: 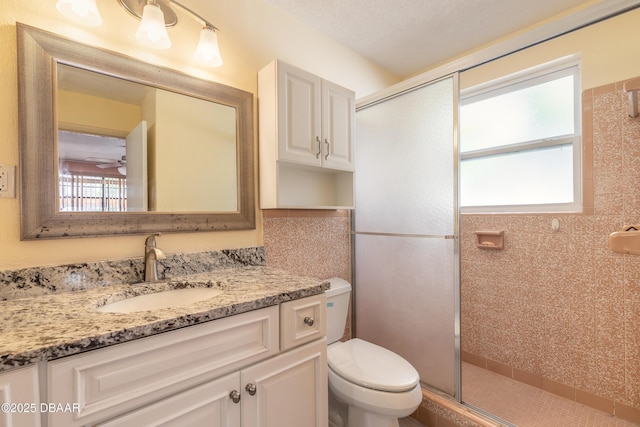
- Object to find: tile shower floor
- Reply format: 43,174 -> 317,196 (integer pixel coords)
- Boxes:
462,362 -> 639,427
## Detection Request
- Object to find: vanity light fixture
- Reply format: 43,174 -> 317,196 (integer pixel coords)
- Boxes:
55,0 -> 223,67
134,1 -> 172,49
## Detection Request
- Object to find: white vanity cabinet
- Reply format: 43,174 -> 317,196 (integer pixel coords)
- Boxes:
96,341 -> 326,427
259,59 -> 355,209
0,365 -> 41,427
46,294 -> 328,427
241,339 -> 327,426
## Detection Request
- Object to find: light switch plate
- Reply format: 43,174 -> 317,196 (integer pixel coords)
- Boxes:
0,165 -> 16,198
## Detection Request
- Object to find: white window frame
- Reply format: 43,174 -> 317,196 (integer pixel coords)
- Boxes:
460,56 -> 582,214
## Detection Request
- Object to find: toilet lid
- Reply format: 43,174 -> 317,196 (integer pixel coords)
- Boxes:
328,339 -> 420,393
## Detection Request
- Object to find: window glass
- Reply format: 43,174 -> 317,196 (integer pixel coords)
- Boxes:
460,63 -> 580,212
461,75 -> 575,152
460,145 -> 574,207
59,175 -> 127,212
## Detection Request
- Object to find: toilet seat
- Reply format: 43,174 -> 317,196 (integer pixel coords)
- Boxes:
328,338 -> 419,393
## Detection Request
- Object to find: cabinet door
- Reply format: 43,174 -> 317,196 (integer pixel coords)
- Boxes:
95,372 -> 241,427
241,339 -> 327,427
322,80 -> 355,171
277,62 -> 323,166
0,365 -> 41,427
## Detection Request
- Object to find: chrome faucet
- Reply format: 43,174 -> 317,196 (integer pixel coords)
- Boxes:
144,233 -> 166,282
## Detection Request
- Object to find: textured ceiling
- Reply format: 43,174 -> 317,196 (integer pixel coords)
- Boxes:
261,0 -> 595,77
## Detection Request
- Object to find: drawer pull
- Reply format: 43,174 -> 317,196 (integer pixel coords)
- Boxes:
304,316 -> 315,326
245,383 -> 257,396
229,390 -> 241,403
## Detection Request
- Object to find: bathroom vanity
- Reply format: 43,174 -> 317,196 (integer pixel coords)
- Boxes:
0,266 -> 329,427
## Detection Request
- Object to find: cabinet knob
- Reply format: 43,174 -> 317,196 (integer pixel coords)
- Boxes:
245,383 -> 257,396
316,136 -> 322,159
229,390 -> 241,403
304,316 -> 315,326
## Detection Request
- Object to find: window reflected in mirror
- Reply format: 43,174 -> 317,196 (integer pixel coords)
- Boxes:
58,130 -> 128,212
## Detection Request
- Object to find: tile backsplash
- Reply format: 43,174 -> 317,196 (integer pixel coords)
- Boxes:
262,209 -> 351,281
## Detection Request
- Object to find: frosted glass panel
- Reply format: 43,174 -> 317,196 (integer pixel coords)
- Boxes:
460,74 -> 575,152
355,235 -> 456,395
355,78 -> 454,235
461,144 -> 574,207
354,76 -> 457,397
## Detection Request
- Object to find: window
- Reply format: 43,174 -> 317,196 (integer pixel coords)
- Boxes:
59,174 -> 127,212
58,130 -> 128,212
460,60 -> 581,213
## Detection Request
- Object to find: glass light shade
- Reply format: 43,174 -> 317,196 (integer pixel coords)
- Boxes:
193,28 -> 223,67
56,0 -> 102,27
135,4 -> 171,50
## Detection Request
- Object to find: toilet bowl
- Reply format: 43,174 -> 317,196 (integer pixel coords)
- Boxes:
325,278 -> 422,427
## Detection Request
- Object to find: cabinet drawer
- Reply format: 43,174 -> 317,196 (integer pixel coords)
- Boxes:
48,306 -> 278,427
280,294 -> 326,351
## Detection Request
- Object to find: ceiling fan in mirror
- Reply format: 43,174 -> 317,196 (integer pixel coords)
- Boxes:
87,155 -> 127,176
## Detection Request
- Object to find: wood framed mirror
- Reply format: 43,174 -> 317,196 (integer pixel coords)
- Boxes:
17,23 -> 255,239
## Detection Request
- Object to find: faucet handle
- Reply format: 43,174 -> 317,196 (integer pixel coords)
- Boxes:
145,233 -> 161,247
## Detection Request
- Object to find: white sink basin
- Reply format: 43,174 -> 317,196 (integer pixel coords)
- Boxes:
97,288 -> 224,313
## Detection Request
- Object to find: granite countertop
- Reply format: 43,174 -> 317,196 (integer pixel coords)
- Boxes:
0,266 -> 328,373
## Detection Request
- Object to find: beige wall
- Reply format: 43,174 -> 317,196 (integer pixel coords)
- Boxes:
57,90 -> 142,135
461,8 -> 640,91
460,9 -> 640,421
0,0 -> 397,269
151,90 -> 237,212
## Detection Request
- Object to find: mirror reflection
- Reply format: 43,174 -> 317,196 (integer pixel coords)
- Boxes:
56,64 -> 238,213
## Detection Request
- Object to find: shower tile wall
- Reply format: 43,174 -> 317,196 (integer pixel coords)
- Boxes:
461,79 -> 640,424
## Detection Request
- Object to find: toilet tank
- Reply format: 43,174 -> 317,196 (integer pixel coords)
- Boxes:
325,278 -> 352,344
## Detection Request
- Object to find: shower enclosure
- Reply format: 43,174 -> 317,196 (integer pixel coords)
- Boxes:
353,75 -> 460,397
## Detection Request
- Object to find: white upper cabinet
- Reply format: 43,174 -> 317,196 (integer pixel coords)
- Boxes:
259,60 -> 355,209
276,64 -> 322,166
321,79 -> 355,170
273,60 -> 354,171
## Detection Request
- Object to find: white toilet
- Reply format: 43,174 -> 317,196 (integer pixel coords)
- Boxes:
325,278 -> 422,427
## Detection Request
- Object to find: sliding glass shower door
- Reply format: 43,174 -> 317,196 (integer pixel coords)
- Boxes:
354,75 -> 459,396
